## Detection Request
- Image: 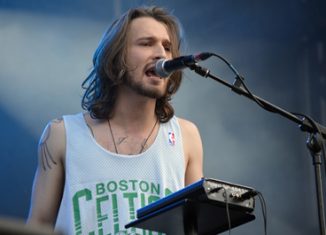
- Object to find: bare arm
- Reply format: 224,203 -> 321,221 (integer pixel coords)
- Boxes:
27,118 -> 66,228
178,118 -> 204,186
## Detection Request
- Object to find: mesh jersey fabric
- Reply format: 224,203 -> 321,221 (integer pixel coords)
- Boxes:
55,113 -> 185,235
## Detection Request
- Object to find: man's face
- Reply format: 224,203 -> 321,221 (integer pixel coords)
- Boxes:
124,17 -> 173,98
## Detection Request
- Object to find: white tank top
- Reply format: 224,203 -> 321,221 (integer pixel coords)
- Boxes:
55,113 -> 185,235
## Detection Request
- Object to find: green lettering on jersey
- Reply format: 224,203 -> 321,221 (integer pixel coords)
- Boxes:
96,183 -> 105,195
112,193 -> 120,233
123,192 -> 138,234
73,188 -> 93,235
96,195 -> 109,235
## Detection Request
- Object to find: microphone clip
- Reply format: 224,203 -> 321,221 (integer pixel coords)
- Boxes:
188,63 -> 210,77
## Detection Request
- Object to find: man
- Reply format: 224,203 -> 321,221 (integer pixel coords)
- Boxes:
28,6 -> 203,235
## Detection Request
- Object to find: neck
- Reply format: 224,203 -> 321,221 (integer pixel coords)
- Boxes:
107,87 -> 160,155
110,87 -> 158,129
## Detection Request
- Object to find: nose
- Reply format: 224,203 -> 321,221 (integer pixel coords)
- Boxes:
154,44 -> 167,60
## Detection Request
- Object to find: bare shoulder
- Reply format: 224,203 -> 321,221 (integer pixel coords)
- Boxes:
177,117 -> 204,185
28,117 -> 66,226
177,117 -> 200,137
47,117 -> 65,134
38,117 -> 66,170
177,117 -> 202,150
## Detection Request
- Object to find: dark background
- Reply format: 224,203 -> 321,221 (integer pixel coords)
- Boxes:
0,0 -> 325,234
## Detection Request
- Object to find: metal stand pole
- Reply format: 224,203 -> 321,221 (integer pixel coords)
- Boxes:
307,133 -> 326,235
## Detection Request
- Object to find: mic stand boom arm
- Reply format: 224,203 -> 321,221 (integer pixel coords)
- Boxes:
187,63 -> 326,235
188,63 -> 326,138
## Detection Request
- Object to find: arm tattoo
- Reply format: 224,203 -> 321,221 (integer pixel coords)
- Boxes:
38,118 -> 62,170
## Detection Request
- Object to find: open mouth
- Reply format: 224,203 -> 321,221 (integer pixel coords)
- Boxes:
145,66 -> 159,77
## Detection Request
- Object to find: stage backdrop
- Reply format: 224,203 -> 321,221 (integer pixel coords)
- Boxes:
0,0 -> 325,234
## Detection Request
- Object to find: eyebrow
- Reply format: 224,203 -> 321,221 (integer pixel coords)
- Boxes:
136,36 -> 171,45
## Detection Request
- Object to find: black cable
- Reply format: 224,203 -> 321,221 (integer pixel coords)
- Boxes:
256,191 -> 268,235
210,53 -> 286,114
221,187 -> 232,235
236,78 -> 279,113
238,190 -> 267,235
204,53 -> 326,235
208,187 -> 232,234
210,52 -> 326,171
210,53 -> 242,78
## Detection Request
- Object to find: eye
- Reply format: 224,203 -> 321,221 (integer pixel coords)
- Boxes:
163,43 -> 172,52
164,45 -> 171,52
139,41 -> 152,47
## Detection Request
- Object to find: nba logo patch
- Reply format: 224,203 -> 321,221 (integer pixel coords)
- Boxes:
168,131 -> 175,146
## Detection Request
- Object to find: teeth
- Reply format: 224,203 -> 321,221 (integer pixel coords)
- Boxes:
146,69 -> 155,76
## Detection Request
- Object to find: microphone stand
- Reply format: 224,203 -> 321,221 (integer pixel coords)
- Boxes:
187,63 -> 326,235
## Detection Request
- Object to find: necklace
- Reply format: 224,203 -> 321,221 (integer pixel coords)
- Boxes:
108,118 -> 158,154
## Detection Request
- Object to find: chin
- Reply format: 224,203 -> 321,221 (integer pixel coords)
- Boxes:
125,76 -> 166,99
142,89 -> 165,99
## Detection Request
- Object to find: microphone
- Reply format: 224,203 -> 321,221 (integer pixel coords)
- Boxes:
154,52 -> 212,78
